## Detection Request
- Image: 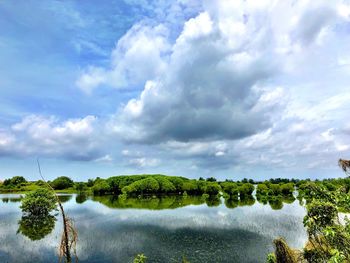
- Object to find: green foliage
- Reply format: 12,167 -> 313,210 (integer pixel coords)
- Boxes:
304,200 -> 337,230
92,179 -> 111,195
122,177 -> 160,195
206,177 -> 217,182
155,176 -> 176,193
87,179 -> 94,187
280,183 -> 294,195
20,188 -> 57,216
268,184 -> 282,196
239,196 -> 255,206
238,183 -> 254,197
265,253 -> 276,263
133,254 -> 147,263
182,180 -> 198,194
205,195 -> 221,207
220,182 -> 238,196
75,194 -> 88,204
204,182 -> 221,195
289,181 -> 350,262
74,182 -> 87,192
17,214 -> 56,241
3,176 -> 27,188
257,183 -> 269,195
51,176 -> 74,190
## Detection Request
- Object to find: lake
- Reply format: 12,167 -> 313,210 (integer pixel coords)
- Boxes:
0,193 -> 307,263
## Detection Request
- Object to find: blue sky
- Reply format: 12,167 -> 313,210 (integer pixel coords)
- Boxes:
0,0 -> 350,181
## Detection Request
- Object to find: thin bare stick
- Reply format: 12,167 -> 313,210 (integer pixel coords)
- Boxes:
37,159 -> 77,263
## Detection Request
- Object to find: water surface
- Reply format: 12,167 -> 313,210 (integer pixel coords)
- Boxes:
0,194 -> 307,263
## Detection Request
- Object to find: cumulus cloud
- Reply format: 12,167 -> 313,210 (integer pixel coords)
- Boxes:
76,23 -> 170,93
0,115 -> 103,161
3,0 -> 350,177
109,9 -> 284,143
69,0 -> 350,176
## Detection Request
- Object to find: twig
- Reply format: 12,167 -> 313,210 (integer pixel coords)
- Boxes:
37,158 -> 77,263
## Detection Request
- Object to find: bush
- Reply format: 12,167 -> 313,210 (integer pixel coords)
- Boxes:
51,176 -> 74,190
75,182 -> 87,192
238,183 -> 254,197
133,254 -> 147,263
122,178 -> 160,195
92,180 -> 111,195
20,188 -> 57,215
155,177 -> 176,193
182,181 -> 198,194
3,176 -> 27,187
257,183 -> 269,195
221,182 -> 238,196
265,253 -> 276,263
268,184 -> 282,196
280,183 -> 294,195
205,182 -> 221,195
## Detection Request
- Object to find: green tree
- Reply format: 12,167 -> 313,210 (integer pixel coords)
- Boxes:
205,182 -> 221,195
280,183 -> 294,195
51,176 -> 74,190
3,176 -> 27,187
257,183 -> 269,195
74,182 -> 87,193
20,188 -> 57,216
92,180 -> 111,195
238,183 -> 254,197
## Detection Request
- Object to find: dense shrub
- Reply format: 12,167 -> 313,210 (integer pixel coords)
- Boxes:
92,180 -> 111,195
257,183 -> 269,195
3,176 -> 27,187
122,177 -> 160,195
51,176 -> 74,190
154,177 -> 176,193
182,180 -> 198,194
220,182 -> 238,196
280,183 -> 294,195
75,182 -> 87,192
205,182 -> 221,195
268,184 -> 282,196
20,188 -> 57,215
238,183 -> 254,197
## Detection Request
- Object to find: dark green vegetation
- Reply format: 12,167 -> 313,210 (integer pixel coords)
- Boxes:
4,168 -> 350,262
20,188 -> 57,215
18,188 -> 58,241
267,159 -> 350,263
17,214 -> 56,241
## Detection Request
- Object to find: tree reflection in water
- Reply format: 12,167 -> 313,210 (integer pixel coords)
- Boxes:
17,214 -> 56,241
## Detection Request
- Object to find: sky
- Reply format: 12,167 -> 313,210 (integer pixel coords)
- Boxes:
0,0 -> 350,181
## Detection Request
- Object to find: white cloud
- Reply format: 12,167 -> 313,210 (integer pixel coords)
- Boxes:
128,157 -> 160,168
0,115 -> 103,160
3,0 -> 350,178
76,23 -> 170,93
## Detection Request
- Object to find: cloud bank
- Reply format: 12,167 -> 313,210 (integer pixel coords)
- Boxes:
1,0 -> 350,179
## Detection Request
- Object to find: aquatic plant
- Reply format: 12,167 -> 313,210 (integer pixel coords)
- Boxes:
133,254 -> 147,263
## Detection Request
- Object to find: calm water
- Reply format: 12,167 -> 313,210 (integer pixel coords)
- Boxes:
0,193 -> 307,263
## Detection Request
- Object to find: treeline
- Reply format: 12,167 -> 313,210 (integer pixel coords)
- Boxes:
1,175 -> 350,200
